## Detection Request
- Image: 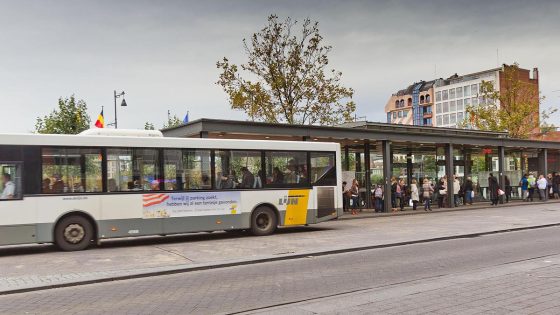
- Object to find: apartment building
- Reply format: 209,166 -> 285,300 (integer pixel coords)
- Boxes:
384,80 -> 435,126
385,64 -> 539,129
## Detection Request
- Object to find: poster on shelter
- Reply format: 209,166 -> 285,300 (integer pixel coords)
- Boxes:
142,191 -> 240,218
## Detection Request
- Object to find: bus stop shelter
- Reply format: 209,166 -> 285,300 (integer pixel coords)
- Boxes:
162,119 -> 560,213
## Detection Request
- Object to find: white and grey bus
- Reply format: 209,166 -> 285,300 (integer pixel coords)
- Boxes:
0,129 -> 341,251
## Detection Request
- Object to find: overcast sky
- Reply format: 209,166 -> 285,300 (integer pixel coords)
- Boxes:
1,0 -> 559,132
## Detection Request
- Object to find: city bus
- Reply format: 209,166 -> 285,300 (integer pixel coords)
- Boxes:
0,129 -> 341,251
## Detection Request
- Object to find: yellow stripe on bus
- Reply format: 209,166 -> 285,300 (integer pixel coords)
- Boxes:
284,189 -> 310,226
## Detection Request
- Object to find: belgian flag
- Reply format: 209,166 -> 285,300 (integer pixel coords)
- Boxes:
94,109 -> 104,128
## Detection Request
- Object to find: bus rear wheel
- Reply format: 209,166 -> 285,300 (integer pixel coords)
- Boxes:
251,206 -> 277,236
54,215 -> 94,251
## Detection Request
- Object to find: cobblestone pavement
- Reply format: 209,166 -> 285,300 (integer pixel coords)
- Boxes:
1,202 -> 560,293
0,227 -> 559,314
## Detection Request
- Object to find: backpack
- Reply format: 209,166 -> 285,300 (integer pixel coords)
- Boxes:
374,187 -> 383,198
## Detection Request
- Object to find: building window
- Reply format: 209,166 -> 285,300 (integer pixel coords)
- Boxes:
457,99 -> 464,111
450,113 -> 457,124
472,97 -> 478,106
436,103 -> 442,114
450,100 -> 456,112
426,106 -> 432,114
443,114 -> 450,125
393,112 -> 397,119
442,90 -> 448,101
395,100 -> 399,108
407,98 -> 412,107
457,112 -> 464,123
398,111 -> 403,118
449,88 -> 456,99
436,115 -> 443,126
464,98 -> 471,107
435,91 -> 442,102
471,84 -> 478,96
464,85 -> 471,97
420,95 -> 425,104
443,101 -> 449,113
426,94 -> 431,103
456,87 -> 463,98
400,99 -> 405,108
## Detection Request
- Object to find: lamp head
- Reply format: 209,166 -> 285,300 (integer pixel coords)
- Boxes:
120,98 -> 127,107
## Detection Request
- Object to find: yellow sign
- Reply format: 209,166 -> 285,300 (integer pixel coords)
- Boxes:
284,189 -> 310,226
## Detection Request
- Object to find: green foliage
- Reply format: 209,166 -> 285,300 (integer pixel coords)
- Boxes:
216,15 -> 356,126
163,115 -> 183,129
35,95 -> 91,134
144,122 -> 155,130
464,63 -> 556,139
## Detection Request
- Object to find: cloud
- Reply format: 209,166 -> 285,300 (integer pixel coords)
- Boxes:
0,0 -> 558,132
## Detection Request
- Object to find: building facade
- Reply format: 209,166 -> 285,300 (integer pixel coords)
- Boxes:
385,81 -> 434,126
386,64 -> 539,129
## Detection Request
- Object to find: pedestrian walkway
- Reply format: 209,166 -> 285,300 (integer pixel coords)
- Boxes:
340,199 -> 558,220
1,201 -> 560,295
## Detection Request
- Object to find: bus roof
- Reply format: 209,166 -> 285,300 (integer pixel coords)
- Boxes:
0,132 -> 339,152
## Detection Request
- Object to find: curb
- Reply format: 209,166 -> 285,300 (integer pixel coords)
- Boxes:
2,221 -> 560,296
338,200 -> 560,221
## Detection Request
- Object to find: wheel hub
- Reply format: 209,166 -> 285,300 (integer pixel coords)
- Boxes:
256,213 -> 270,229
63,224 -> 85,244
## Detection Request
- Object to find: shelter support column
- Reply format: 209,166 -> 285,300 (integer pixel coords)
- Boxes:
364,140 -> 372,209
445,143 -> 455,208
344,146 -> 350,171
539,149 -> 548,176
498,146 -> 505,204
382,140 -> 392,213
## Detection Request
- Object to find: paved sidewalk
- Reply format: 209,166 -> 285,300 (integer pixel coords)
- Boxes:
1,201 -> 560,294
251,254 -> 560,314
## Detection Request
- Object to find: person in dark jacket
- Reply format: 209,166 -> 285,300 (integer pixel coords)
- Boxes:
463,177 -> 474,205
504,175 -> 511,203
488,173 -> 500,206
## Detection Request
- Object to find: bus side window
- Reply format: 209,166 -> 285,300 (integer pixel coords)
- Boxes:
0,162 -> 23,200
265,151 -> 308,187
41,148 -> 102,193
310,152 -> 337,186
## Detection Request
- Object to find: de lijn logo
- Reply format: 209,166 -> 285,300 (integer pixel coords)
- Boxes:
278,194 -> 306,206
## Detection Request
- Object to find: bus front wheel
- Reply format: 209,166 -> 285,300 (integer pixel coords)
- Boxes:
251,206 -> 277,236
54,215 -> 94,251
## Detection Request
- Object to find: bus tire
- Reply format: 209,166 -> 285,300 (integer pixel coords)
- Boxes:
250,206 -> 277,236
54,215 -> 94,251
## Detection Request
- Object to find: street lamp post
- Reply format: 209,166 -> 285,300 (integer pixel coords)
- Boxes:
112,90 -> 127,129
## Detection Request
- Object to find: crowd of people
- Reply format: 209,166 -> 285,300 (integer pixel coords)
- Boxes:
342,172 -> 560,214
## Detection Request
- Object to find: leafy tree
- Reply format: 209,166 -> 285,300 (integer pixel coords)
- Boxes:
144,122 -> 155,130
35,95 -> 91,134
163,115 -> 183,129
216,15 -> 356,126
464,63 -> 556,139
